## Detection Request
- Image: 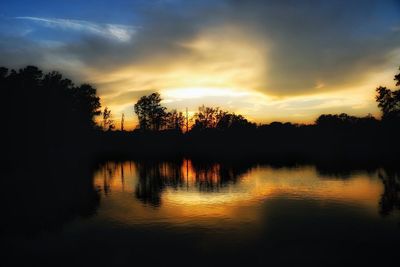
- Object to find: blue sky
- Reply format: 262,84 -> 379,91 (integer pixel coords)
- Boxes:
1,0 -> 399,127
0,0 -> 139,22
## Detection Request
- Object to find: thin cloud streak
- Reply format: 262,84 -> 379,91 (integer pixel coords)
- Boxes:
15,16 -> 137,42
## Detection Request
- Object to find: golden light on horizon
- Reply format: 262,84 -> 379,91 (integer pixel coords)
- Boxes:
93,57 -> 399,131
88,34 -> 400,131
161,87 -> 250,100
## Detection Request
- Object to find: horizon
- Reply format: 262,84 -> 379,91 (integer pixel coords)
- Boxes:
1,0 -> 399,129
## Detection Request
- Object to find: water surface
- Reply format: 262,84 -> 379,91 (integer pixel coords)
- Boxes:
5,160 -> 400,266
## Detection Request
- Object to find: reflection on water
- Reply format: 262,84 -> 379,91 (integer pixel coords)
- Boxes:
379,169 -> 400,216
97,160 -> 250,207
93,160 -> 400,228
4,160 -> 400,266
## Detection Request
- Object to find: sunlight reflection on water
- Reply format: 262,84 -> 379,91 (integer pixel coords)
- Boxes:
92,160 -> 386,228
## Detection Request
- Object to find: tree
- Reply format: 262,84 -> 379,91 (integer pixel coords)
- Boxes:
192,105 -> 254,131
134,92 -> 167,131
375,67 -> 400,122
102,107 -> 115,131
216,113 -> 256,130
192,105 -> 224,130
2,65 -> 102,134
315,113 -> 357,127
2,65 -> 103,166
376,87 -> 400,121
395,66 -> 400,86
72,84 -> 102,129
0,67 -> 8,79
165,109 -> 185,131
121,113 -> 125,131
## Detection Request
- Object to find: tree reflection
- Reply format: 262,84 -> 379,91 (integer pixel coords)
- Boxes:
95,159 -> 400,220
190,161 -> 250,192
135,160 -> 184,206
98,161 -> 121,196
133,160 -> 253,206
379,169 -> 400,217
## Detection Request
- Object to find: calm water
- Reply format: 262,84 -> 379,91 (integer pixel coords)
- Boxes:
4,160 -> 400,266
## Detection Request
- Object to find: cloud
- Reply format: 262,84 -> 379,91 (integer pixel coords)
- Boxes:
104,89 -> 156,106
221,0 -> 400,95
33,0 -> 398,97
15,16 -> 136,42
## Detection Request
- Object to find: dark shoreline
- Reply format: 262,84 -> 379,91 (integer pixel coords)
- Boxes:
91,124 -> 400,167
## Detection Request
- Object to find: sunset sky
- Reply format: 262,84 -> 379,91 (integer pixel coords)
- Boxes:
1,0 -> 399,129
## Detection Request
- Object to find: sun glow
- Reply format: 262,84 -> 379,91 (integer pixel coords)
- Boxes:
161,87 -> 250,99
90,29 -> 399,131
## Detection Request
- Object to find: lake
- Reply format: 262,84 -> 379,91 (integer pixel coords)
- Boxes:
4,159 -> 400,266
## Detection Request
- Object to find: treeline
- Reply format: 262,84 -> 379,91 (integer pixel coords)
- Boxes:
1,66 -> 101,171
2,65 -> 400,165
130,68 -> 399,133
97,66 -> 400,163
133,92 -> 255,132
131,93 -> 387,134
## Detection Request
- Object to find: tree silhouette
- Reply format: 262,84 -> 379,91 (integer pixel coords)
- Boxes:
3,65 -> 102,163
395,66 -> 400,86
121,113 -> 125,131
0,67 -> 7,79
102,107 -> 115,131
165,109 -> 185,131
315,113 -> 357,127
376,67 -> 400,122
72,84 -> 102,129
376,87 -> 400,121
134,92 -> 167,131
216,112 -> 256,130
192,105 -> 223,130
191,105 -> 255,131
